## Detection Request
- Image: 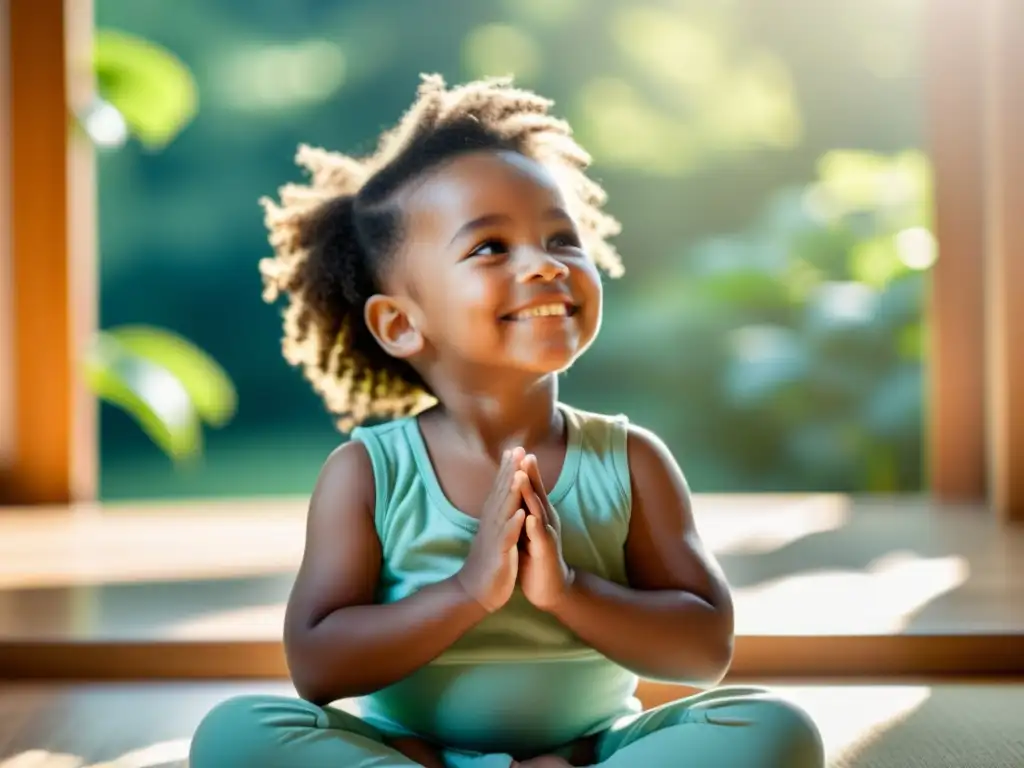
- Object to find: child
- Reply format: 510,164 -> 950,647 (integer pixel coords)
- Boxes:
189,75 -> 824,768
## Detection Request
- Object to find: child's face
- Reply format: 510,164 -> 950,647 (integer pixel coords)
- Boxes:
392,150 -> 603,378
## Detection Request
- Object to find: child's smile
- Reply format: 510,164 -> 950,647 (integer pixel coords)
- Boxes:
500,298 -> 578,322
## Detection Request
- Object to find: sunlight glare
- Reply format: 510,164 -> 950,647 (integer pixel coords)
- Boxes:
895,226 -> 937,270
0,752 -> 83,768
700,496 -> 850,556
0,509 -> 304,589
0,739 -> 190,768
733,551 -> 970,634
776,684 -> 932,763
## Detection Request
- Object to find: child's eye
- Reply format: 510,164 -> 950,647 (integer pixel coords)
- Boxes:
548,231 -> 582,250
468,238 -> 510,258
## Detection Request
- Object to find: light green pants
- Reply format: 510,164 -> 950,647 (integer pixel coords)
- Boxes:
189,686 -> 824,767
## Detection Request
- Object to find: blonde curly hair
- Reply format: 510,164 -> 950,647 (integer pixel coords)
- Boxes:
259,74 -> 624,431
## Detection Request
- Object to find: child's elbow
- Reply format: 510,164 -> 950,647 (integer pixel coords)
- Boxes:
677,619 -> 734,687
284,627 -> 350,706
700,600 -> 736,682
701,633 -> 735,685
286,649 -> 332,706
287,658 -> 328,706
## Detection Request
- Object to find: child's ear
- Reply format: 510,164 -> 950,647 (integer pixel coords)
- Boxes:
364,294 -> 424,359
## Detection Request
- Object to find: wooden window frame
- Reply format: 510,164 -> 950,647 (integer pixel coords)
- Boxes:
926,0 -> 1024,523
924,0 -> 988,504
1,0 -> 95,506
982,0 -> 1024,523
1,1 -> 1021,521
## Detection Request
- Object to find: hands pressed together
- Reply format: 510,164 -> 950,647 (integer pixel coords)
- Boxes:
456,447 -> 574,614
393,450 -> 604,766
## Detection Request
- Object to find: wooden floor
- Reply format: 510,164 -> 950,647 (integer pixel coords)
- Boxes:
0,493 -> 1022,680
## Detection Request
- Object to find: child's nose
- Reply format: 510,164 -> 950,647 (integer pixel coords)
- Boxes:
516,248 -> 570,283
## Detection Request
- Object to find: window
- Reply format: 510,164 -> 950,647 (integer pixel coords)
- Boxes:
2,0 -> 1020,521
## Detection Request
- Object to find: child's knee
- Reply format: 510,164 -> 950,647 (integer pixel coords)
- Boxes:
189,694 -> 321,768
749,695 -> 824,768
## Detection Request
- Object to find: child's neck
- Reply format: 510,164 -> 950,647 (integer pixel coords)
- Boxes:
429,374 -> 563,457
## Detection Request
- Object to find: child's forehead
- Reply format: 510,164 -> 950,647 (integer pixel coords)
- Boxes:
400,151 -> 567,234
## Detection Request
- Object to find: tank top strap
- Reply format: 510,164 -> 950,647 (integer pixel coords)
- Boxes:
350,417 -> 421,534
559,404 -> 633,525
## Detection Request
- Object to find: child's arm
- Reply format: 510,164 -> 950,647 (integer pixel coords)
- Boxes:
543,426 -> 735,686
283,441 -> 489,705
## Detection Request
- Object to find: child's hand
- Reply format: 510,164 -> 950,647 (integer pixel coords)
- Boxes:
518,453 -> 574,611
455,447 -> 528,613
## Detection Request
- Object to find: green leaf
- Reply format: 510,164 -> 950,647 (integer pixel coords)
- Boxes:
812,149 -> 931,229
94,29 -> 198,149
848,235 -> 909,288
102,325 -> 237,427
83,333 -> 203,461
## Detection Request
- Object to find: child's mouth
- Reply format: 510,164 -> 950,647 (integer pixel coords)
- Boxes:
501,302 -> 578,322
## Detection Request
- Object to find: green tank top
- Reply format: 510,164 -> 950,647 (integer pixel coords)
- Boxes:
350,404 -> 641,755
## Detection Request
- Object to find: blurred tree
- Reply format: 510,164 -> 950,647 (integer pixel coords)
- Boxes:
595,150 -> 931,491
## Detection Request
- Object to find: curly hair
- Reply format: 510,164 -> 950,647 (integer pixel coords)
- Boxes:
259,74 -> 624,431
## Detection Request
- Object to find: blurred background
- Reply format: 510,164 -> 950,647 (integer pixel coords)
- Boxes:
92,0 -> 930,501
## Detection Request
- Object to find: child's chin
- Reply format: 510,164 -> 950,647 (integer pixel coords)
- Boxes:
513,345 -> 588,376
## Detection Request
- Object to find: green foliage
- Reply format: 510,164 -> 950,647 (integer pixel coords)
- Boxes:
93,29 -> 199,149
84,29 -> 232,464
84,326 -> 237,463
704,150 -> 930,490
597,150 -> 931,492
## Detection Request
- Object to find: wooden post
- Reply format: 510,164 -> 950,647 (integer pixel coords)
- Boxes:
1,0 -> 96,505
924,0 -> 988,502
66,0 -> 99,504
0,0 -> 13,478
984,0 -> 1024,523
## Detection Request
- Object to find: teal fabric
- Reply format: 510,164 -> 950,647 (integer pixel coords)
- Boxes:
189,688 -> 825,767
348,405 -> 639,754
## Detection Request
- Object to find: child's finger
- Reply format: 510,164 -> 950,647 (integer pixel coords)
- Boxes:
502,509 -> 526,549
508,447 -> 526,473
523,453 -> 549,496
497,475 -> 528,524
513,469 -> 532,499
483,450 -> 518,528
521,481 -> 548,526
523,454 -> 558,526
498,448 -> 515,478
525,513 -> 548,545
